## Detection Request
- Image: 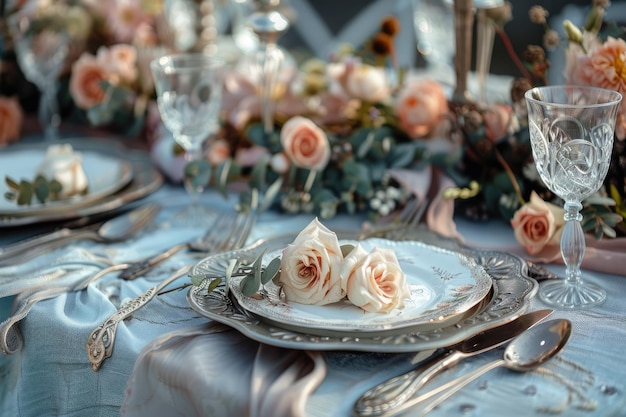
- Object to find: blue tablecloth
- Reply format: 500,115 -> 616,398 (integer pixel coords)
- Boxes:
1,183 -> 625,417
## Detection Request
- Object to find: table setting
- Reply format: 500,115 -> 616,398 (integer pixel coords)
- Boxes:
1,0 -> 626,416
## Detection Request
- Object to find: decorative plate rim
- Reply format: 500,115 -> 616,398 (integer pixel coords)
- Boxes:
228,238 -> 493,335
187,231 -> 538,353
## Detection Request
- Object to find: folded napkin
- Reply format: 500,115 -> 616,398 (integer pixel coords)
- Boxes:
122,323 -> 326,417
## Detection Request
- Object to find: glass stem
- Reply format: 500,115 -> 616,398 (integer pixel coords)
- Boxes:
184,143 -> 204,209
256,43 -> 281,134
560,201 -> 585,286
39,82 -> 60,141
475,8 -> 495,105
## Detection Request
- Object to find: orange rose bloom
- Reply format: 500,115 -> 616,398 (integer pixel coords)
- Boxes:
394,79 -> 449,139
0,97 -> 23,147
69,54 -> 109,109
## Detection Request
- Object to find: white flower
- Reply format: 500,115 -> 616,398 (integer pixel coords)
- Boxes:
36,144 -> 88,198
340,244 -> 411,313
278,218 -> 345,305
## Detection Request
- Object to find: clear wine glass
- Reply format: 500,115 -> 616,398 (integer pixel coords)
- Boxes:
8,9 -> 69,141
412,0 -> 455,86
150,53 -> 225,226
525,85 -> 622,309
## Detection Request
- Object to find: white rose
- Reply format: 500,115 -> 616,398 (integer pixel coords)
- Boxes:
279,218 -> 345,305
36,144 -> 89,198
340,244 -> 410,313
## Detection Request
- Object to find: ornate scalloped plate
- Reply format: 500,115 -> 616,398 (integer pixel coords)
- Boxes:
0,144 -> 133,216
187,231 -> 538,353
228,239 -> 492,336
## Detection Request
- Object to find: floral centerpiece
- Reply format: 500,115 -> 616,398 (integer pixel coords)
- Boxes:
3,0 -> 626,267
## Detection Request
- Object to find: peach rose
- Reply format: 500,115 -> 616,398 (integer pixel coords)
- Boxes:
0,97 -> 23,147
511,192 -> 565,256
207,139 -> 230,166
395,79 -> 449,139
340,244 -> 410,313
483,104 -> 514,142
280,116 -> 330,170
96,44 -> 138,85
69,54 -> 109,109
279,218 -> 346,305
567,36 -> 626,126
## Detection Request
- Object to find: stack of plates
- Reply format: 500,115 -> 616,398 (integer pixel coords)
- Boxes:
0,138 -> 163,227
188,231 -> 538,353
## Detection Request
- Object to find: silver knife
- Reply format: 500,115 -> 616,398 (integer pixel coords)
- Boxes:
352,309 -> 553,417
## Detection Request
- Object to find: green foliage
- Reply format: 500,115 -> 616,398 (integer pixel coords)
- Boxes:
4,175 -> 64,206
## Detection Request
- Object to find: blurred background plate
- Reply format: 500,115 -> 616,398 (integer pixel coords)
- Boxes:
0,140 -> 133,216
0,138 -> 163,227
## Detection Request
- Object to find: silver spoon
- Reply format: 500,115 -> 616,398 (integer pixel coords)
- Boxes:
380,318 -> 572,417
0,204 -> 161,266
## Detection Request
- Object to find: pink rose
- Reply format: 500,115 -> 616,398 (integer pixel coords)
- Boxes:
567,36 -> 626,123
395,79 -> 449,139
207,139 -> 231,166
483,104 -> 514,142
0,96 -> 23,147
511,192 -> 565,256
280,116 -> 330,170
279,218 -> 346,305
96,44 -> 138,85
69,54 -> 109,109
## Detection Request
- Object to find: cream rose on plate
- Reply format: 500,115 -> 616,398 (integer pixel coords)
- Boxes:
36,144 -> 89,198
340,244 -> 410,313
278,218 -> 346,305
277,218 -> 411,313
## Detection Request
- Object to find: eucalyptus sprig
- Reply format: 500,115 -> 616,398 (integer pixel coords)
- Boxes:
4,175 -> 64,206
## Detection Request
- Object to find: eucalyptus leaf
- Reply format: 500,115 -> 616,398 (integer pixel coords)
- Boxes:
5,176 -> 19,190
33,175 -> 49,204
206,277 -> 222,292
261,257 -> 281,285
340,244 -> 356,257
17,181 -> 34,205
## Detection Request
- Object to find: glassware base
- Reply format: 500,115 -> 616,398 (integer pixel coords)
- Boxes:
539,279 -> 606,310
170,203 -> 217,228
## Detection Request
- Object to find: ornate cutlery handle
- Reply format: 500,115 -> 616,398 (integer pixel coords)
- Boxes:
353,349 -> 465,417
86,263 -> 192,371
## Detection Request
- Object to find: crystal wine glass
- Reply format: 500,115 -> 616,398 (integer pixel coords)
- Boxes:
525,85 -> 622,309
150,53 -> 225,226
8,8 -> 69,141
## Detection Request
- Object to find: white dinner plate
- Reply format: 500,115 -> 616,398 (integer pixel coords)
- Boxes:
228,238 -> 492,336
0,143 -> 133,216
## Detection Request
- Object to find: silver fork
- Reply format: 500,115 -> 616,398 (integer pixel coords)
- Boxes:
86,209 -> 257,371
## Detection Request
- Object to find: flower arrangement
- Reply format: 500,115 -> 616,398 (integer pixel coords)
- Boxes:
1,0 -> 165,140
3,0 -> 626,262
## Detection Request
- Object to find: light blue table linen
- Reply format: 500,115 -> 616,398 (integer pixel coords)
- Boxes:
1,184 -> 625,417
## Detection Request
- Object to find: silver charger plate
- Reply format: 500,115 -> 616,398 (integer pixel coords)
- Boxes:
188,230 -> 538,353
228,238 -> 493,336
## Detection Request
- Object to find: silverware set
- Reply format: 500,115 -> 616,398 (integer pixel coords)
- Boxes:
352,312 -> 572,417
